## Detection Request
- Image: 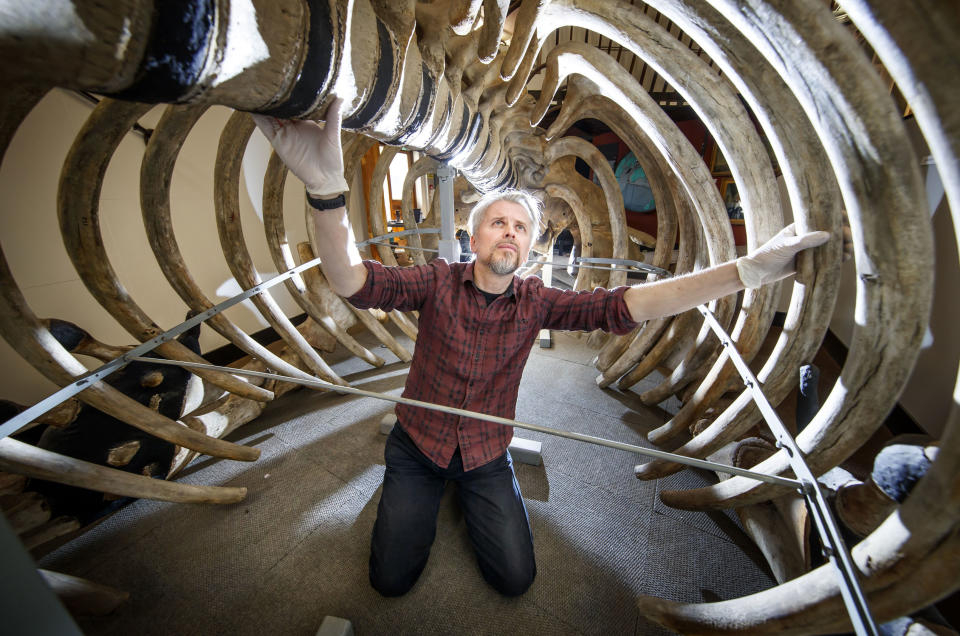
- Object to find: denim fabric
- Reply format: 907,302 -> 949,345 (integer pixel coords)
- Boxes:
369,425 -> 536,597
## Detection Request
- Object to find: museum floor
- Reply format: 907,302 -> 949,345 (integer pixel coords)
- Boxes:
39,329 -> 776,636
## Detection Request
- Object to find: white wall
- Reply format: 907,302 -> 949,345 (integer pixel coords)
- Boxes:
0,90 -> 311,406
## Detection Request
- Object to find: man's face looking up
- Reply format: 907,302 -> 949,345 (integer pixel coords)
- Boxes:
470,200 -> 534,277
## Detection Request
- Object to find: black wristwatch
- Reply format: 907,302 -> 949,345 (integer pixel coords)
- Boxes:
306,192 -> 346,210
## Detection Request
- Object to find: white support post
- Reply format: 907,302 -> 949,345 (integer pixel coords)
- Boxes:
435,163 -> 460,263
539,246 -> 553,348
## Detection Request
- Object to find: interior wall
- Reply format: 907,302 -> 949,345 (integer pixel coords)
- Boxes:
0,89 -> 311,406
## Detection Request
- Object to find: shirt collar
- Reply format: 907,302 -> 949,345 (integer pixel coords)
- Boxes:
463,261 -> 517,299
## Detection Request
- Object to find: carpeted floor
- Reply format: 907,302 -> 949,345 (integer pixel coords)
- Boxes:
39,329 -> 775,635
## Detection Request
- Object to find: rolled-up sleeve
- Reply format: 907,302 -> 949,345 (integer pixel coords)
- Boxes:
345,259 -> 439,312
540,285 -> 639,335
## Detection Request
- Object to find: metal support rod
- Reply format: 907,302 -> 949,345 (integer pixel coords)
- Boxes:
356,233 -> 669,275
133,356 -> 801,488
356,227 -> 440,249
575,257 -> 672,277
697,304 -> 878,636
0,255 -> 326,441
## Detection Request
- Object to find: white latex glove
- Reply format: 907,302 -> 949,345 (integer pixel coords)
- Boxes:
250,97 -> 349,198
736,223 -> 830,288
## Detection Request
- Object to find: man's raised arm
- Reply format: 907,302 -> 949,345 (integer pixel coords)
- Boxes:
624,224 -> 830,323
252,98 -> 368,298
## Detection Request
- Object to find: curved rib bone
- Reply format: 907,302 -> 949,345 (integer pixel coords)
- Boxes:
542,183 -> 595,291
141,103 -> 339,387
0,87 -> 256,463
543,136 -> 628,288
400,154 -> 440,266
658,0 -> 932,510
363,144 -> 419,340
629,0 -> 844,479
215,112 -> 348,386
637,392 -> 960,634
546,92 -> 693,383
0,256 -> 258,462
0,438 -> 246,505
57,98 -> 273,403
261,152 -> 385,368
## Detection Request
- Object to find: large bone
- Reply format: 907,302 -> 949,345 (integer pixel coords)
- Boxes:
0,88 -> 255,463
557,105 -> 686,372
534,80 -> 717,396
533,42 -> 739,387
368,146 -> 404,266
38,570 -> 130,617
624,0 -> 845,478
657,0 -> 932,509
169,343 -> 309,478
2,491 -> 50,534
21,516 -> 82,551
57,98 -> 272,402
400,154 -> 440,266
543,136 -> 628,288
0,438 -> 246,505
543,91 -> 696,384
838,2 -> 960,230
215,112 -> 348,386
361,143 -> 420,340
542,183 -> 596,291
636,385 -> 960,634
295,243 -> 413,364
261,148 -> 385,368
0,1 -> 528,188
141,103 -> 340,387
708,437 -> 808,585
0,288 -> 260,464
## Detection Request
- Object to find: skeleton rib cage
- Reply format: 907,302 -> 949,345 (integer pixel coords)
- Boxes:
0,1 -> 958,633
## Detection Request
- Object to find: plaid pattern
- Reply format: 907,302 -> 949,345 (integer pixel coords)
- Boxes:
348,259 -> 638,470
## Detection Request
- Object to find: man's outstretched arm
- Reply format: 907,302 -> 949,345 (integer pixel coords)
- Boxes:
252,98 -> 368,298
624,224 -> 830,323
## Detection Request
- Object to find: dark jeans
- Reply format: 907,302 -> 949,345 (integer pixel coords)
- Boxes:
369,425 -> 536,597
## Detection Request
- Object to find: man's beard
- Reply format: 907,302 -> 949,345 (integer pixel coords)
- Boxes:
486,247 -> 520,275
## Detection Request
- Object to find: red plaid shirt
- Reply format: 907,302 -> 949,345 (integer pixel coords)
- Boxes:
347,259 -> 638,470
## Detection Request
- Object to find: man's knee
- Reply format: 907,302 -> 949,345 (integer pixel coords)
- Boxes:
486,561 -> 536,597
369,567 -> 418,597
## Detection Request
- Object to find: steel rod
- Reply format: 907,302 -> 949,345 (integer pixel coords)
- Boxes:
356,227 -> 440,248
358,236 -> 667,274
0,255 -> 325,440
133,356 -> 801,488
697,304 -> 878,636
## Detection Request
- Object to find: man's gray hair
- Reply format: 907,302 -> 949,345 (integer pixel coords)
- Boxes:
467,189 -> 543,237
